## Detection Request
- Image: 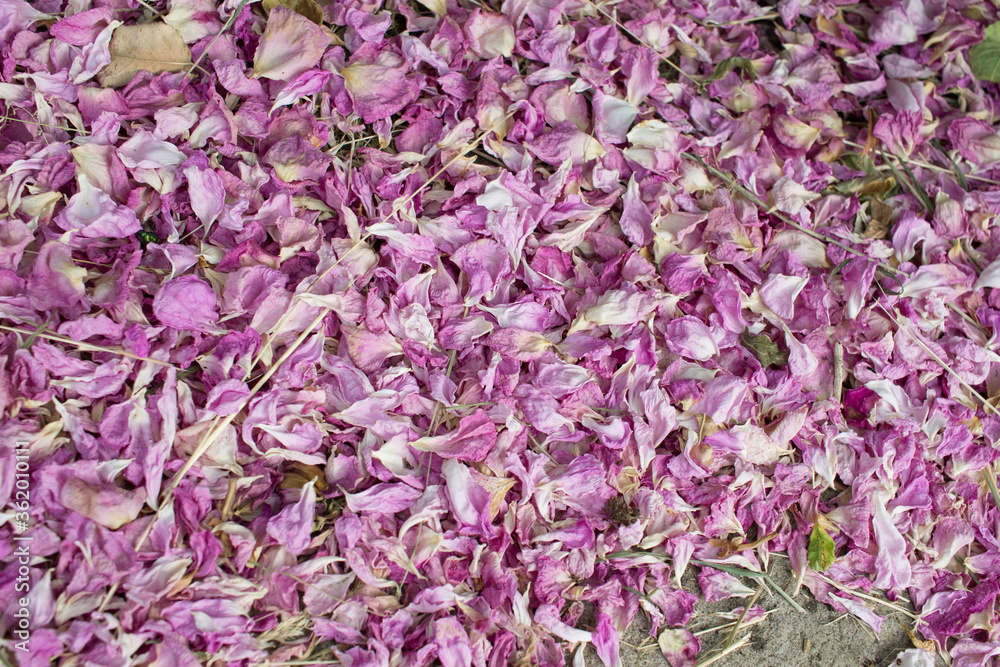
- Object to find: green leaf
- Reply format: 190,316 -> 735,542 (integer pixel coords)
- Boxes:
839,152 -> 876,174
880,151 -> 933,214
762,572 -> 807,613
971,22 -> 1000,83
740,331 -> 788,368
691,559 -> 807,613
19,319 -> 50,350
808,523 -> 836,572
707,57 -> 756,85
691,559 -> 766,578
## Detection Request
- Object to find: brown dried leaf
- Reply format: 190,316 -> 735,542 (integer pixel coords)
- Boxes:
470,471 -> 517,521
97,23 -> 192,88
263,0 -> 324,24
741,529 -> 779,551
833,174 -> 896,198
863,199 -> 894,239
816,14 -> 844,39
899,620 -> 936,652
857,175 -> 897,199
279,463 -> 329,492
674,41 -> 699,60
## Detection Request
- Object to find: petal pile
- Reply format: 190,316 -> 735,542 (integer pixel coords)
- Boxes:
3,0 -> 1000,665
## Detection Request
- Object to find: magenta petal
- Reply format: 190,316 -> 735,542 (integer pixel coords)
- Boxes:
620,175 -> 654,246
266,479 -> 317,555
152,275 -> 221,333
253,6 -> 331,81
411,409 -> 498,462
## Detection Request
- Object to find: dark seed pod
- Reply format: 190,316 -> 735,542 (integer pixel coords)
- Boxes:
605,496 -> 640,525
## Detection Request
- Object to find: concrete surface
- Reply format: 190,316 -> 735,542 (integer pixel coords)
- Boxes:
583,558 -> 934,667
